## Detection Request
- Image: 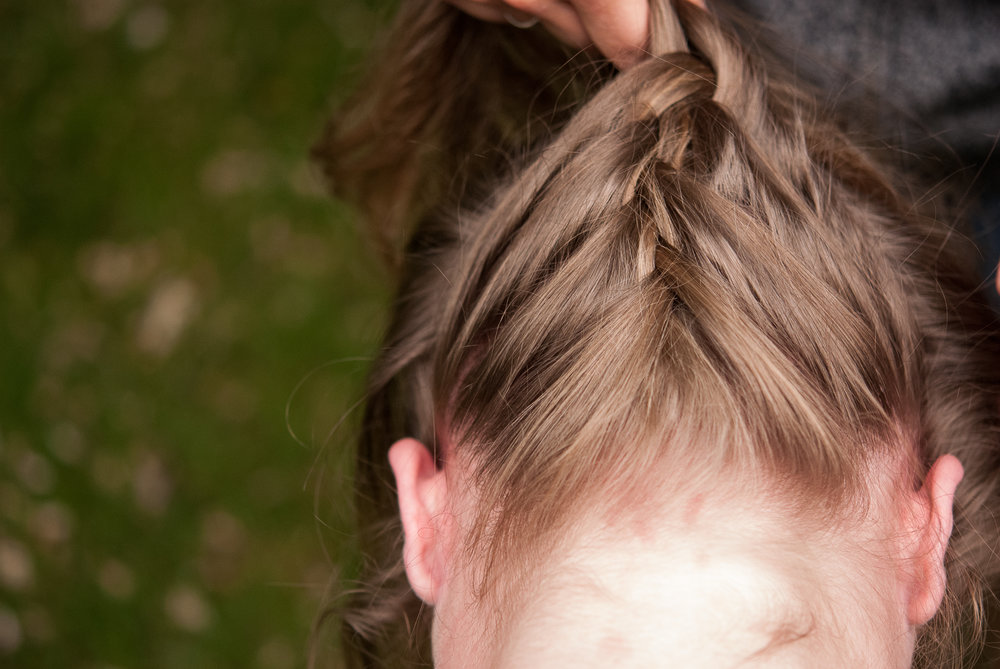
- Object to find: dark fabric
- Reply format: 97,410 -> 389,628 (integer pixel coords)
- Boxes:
725,0 -> 1000,305
728,0 -> 1000,162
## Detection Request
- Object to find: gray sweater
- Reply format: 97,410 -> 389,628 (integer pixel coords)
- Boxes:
727,0 -> 1000,293
731,0 -> 999,165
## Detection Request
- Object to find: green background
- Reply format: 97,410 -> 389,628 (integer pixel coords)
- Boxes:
0,1 -> 392,666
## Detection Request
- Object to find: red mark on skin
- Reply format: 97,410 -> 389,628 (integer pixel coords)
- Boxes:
597,633 -> 632,660
683,493 -> 704,527
630,511 -> 655,544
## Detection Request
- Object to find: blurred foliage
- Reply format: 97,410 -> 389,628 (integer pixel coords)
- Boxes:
0,0 -> 394,666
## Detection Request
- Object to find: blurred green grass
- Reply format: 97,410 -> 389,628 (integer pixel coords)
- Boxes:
0,1 -> 393,666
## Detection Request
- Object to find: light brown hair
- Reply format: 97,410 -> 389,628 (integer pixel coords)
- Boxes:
313,1 -> 1000,667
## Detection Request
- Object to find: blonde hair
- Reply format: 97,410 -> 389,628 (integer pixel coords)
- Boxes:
313,1 -> 1000,667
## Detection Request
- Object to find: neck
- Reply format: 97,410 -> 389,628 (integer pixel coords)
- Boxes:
452,488 -> 913,668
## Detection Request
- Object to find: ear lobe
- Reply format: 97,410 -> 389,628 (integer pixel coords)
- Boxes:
903,454 -> 964,626
388,438 -> 452,605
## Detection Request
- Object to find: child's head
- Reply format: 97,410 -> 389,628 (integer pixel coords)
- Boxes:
318,2 -> 1000,667
392,440 -> 963,667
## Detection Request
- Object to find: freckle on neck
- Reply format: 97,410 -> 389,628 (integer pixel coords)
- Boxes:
683,493 -> 704,527
597,632 -> 632,660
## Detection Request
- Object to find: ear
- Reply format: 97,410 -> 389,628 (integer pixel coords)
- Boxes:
902,454 -> 964,626
388,438 -> 452,605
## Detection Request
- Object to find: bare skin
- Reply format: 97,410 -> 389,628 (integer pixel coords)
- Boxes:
389,438 -> 963,668
444,0 -> 652,68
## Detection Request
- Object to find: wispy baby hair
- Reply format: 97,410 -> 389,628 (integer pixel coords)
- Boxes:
314,1 -> 1000,667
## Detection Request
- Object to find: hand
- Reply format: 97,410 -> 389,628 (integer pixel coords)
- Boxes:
445,0 -> 651,69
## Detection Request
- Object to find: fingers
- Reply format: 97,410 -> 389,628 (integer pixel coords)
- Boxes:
510,1 -> 591,49
504,0 -> 648,66
444,0 -> 705,70
446,0 -> 591,49
444,0 -> 509,23
562,0 -> 651,68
